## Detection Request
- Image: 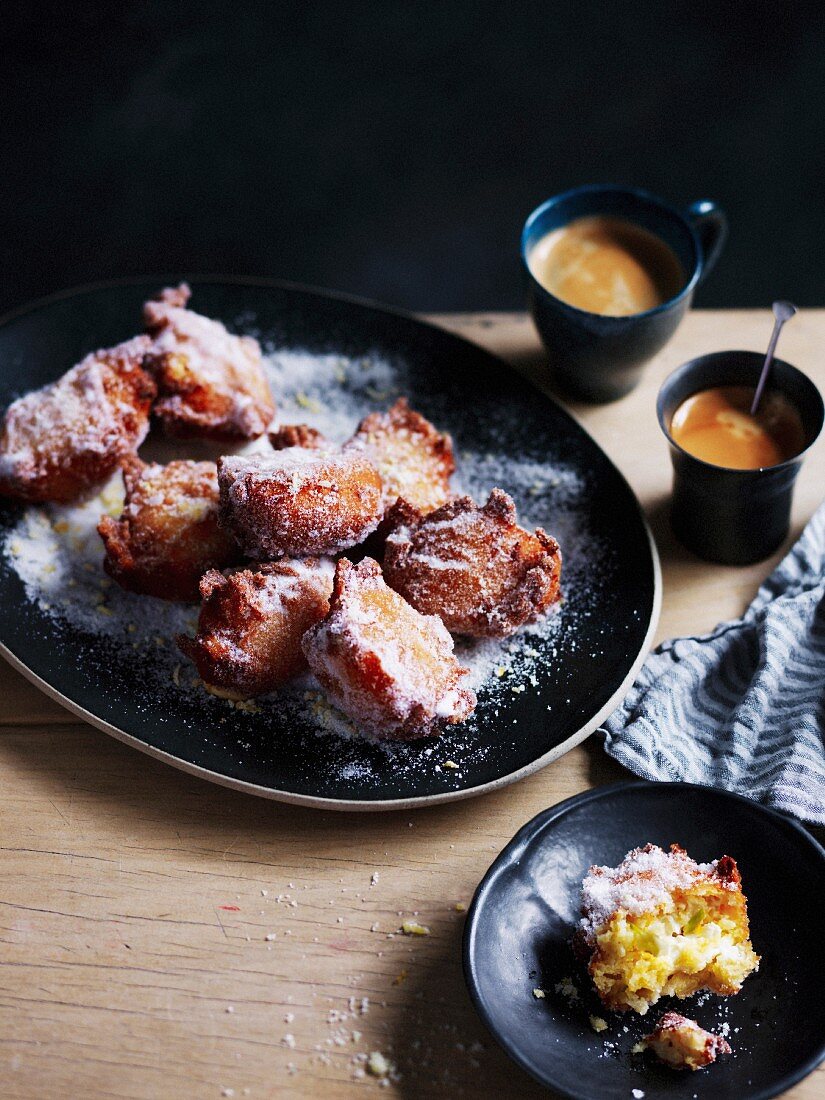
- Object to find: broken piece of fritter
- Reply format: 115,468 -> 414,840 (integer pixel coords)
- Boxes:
98,458 -> 238,601
268,423 -> 329,451
345,398 -> 455,515
301,557 -> 476,740
143,283 -> 275,440
383,489 -> 561,637
0,336 -> 156,503
177,559 -> 335,698
217,446 -> 382,559
576,844 -> 760,1015
642,1012 -> 732,1071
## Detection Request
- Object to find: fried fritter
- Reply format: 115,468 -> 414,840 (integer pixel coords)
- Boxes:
218,446 -> 382,559
345,398 -> 455,515
383,489 -> 561,637
577,844 -> 760,1015
177,559 -> 335,698
0,336 -> 155,503
642,1013 -> 732,1071
143,283 -> 275,440
268,424 -> 329,450
98,458 -> 238,601
301,558 -> 476,740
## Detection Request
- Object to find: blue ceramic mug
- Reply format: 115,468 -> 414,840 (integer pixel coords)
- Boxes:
522,184 -> 727,403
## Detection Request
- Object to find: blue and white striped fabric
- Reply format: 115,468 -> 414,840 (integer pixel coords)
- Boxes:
601,500 -> 825,826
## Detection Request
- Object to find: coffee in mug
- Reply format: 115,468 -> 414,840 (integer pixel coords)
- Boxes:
527,215 -> 686,317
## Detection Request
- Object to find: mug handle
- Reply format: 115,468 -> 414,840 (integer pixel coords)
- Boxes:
685,200 -> 727,282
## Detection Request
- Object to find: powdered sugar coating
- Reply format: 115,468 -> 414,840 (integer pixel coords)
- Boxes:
579,844 -> 732,943
218,447 -> 382,558
302,558 -> 475,740
178,558 -> 335,697
98,457 -> 238,601
345,397 -> 455,514
2,330 -> 611,786
384,489 -> 561,637
144,284 -> 275,440
0,336 -> 155,503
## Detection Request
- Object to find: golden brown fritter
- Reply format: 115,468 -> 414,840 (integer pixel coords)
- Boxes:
143,283 -> 275,440
301,557 -> 476,740
268,424 -> 329,450
383,489 -> 561,637
577,844 -> 760,1016
642,1013 -> 732,1071
345,398 -> 455,515
177,559 -> 335,698
0,336 -> 156,503
218,446 -> 383,559
98,458 -> 238,601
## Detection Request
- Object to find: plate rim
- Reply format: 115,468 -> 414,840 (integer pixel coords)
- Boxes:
462,779 -> 825,1099
0,276 -> 662,811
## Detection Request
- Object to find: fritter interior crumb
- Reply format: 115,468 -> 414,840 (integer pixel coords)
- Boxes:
576,843 -> 759,1014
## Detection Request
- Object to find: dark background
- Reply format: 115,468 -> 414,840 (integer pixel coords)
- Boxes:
2,2 -> 823,316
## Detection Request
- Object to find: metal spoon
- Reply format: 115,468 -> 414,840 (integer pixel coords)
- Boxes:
750,300 -> 798,415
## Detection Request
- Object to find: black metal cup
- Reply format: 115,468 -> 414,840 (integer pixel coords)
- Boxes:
657,350 -> 824,565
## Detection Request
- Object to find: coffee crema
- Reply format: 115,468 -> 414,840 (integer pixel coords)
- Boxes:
528,214 -> 685,317
670,385 -> 805,469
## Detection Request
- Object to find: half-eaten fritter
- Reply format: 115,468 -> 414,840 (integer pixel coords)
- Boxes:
0,336 -> 155,503
218,446 -> 382,559
143,283 -> 275,440
642,1012 -> 732,1071
383,489 -> 561,637
98,458 -> 238,601
345,398 -> 455,515
301,557 -> 476,740
177,559 -> 335,698
576,844 -> 760,1015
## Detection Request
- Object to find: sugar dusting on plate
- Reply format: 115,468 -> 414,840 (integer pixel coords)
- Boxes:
2,342 -> 612,783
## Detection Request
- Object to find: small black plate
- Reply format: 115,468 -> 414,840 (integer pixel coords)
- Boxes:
463,782 -> 825,1099
0,279 -> 659,808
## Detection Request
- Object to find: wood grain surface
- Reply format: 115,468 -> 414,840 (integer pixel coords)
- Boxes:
1,310 -> 823,1099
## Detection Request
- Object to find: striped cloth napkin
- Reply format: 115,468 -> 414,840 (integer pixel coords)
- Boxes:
601,500 -> 825,826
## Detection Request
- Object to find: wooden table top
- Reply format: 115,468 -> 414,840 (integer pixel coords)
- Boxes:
2,309 -> 823,1099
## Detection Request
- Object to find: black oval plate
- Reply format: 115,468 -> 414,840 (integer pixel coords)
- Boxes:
0,279 -> 659,808
463,782 -> 825,1099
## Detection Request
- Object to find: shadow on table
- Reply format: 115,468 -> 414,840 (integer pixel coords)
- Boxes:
645,488 -> 804,586
387,912 -> 552,1100
644,492 -> 682,562
0,724 -> 609,1096
0,706 -> 631,843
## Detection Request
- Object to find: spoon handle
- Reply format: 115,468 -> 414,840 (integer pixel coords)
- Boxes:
750,318 -> 784,416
